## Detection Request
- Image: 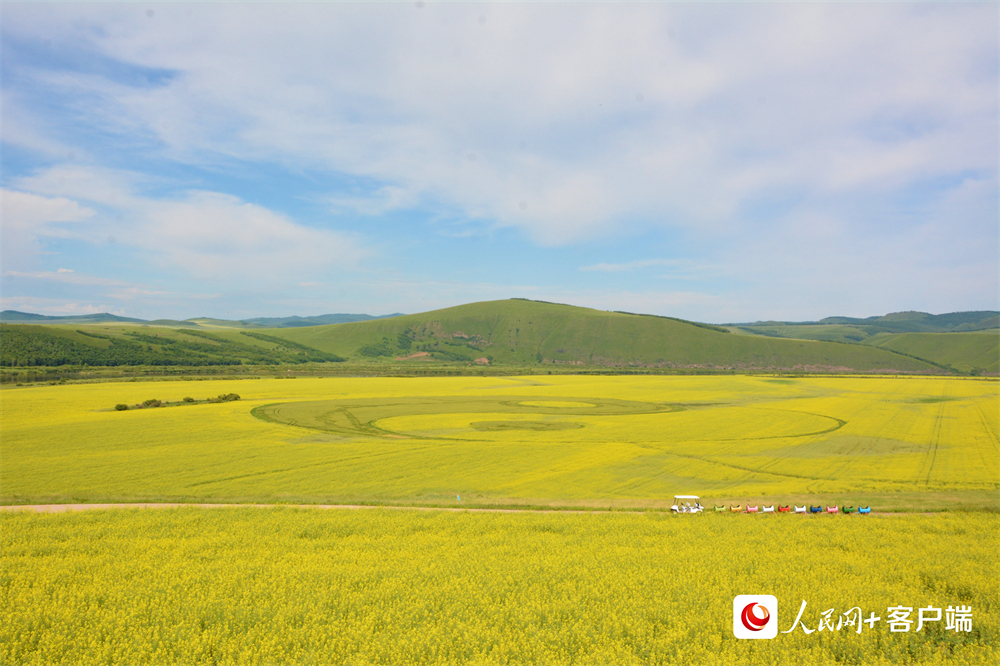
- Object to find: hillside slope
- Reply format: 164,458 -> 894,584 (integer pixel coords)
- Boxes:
864,332 -> 999,374
732,310 -> 999,344
820,310 -> 999,333
0,310 -> 402,329
0,324 -> 344,367
274,299 -> 938,372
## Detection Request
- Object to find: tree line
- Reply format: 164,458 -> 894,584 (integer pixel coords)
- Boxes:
0,325 -> 344,367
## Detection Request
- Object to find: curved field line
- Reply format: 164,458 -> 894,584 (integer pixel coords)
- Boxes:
184,440 -> 447,488
665,452 -> 829,482
975,401 -> 1000,455
252,397 -> 679,441
922,403 -> 945,486
675,408 -> 846,443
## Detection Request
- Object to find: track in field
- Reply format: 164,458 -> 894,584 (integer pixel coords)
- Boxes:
251,395 -> 845,443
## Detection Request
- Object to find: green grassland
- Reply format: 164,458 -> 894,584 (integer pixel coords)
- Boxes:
730,311 -> 998,374
7,300 -> 992,375
0,309 -> 399,328
3,508 -> 997,665
864,332 -> 999,375
729,323 -> 876,343
266,299 -> 939,372
0,323 -> 345,368
2,375 -> 996,511
734,310 -> 998,340
730,327 -> 998,375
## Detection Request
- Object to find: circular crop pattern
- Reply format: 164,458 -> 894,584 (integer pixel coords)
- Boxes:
516,401 -> 595,409
252,395 -> 845,442
470,421 -> 584,432
252,395 -> 671,439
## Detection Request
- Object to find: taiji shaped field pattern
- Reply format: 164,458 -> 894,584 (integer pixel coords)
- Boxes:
251,396 -> 845,442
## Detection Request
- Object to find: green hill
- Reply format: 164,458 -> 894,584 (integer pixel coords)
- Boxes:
5,300 -> 978,373
732,310 -> 999,344
240,313 -> 403,328
270,299 -> 938,372
0,324 -> 344,367
864,332 -> 999,375
0,310 -> 401,329
819,310 -> 999,333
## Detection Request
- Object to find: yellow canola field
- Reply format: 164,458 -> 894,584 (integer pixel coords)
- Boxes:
1,375 -> 997,507
2,508 -> 997,666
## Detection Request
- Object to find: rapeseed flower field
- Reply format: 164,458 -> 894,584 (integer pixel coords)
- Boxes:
1,375 -> 996,508
2,375 -> 997,664
2,508 -> 996,665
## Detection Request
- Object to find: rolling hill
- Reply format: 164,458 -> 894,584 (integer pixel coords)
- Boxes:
731,310 -> 998,342
0,310 -> 147,325
4,300 -> 991,374
269,299 -> 940,372
0,324 -> 344,367
728,309 -> 998,374
0,310 -> 400,329
864,332 -> 999,375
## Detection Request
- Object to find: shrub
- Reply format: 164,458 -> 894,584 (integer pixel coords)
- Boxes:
141,399 -> 161,408
183,397 -> 195,403
114,404 -> 129,411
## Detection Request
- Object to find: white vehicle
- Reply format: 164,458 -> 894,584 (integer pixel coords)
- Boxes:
670,495 -> 704,513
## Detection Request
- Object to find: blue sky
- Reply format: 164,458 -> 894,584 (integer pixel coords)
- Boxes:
2,1 -> 997,323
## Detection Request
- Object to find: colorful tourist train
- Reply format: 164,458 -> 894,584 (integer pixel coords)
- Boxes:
698,500 -> 874,514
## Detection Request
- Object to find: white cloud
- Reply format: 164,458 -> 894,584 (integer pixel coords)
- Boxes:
0,296 -> 126,317
324,185 -> 421,217
138,190 -> 365,280
0,90 -> 88,160
8,166 -> 370,284
0,189 -> 96,272
582,259 -> 691,273
1,189 -> 96,228
4,270 -> 126,286
1,3 -> 995,319
7,3 -> 994,247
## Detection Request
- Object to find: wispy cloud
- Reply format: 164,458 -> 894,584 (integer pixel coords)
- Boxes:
1,3 -> 995,320
0,296 -> 128,317
10,3 -> 995,245
7,166 -> 371,285
4,270 -> 127,286
581,259 -> 691,273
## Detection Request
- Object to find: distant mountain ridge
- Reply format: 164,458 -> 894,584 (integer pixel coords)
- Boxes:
6,308 -> 993,331
733,310 -> 999,334
2,301 -> 993,374
817,311 -> 998,333
0,311 -> 147,324
0,310 -> 402,328
726,310 -> 998,374
239,314 -> 403,327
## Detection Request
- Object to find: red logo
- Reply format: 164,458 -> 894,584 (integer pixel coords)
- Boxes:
734,595 -> 777,639
741,602 -> 771,632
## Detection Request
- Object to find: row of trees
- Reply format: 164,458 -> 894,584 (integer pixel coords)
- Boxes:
115,394 -> 241,410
